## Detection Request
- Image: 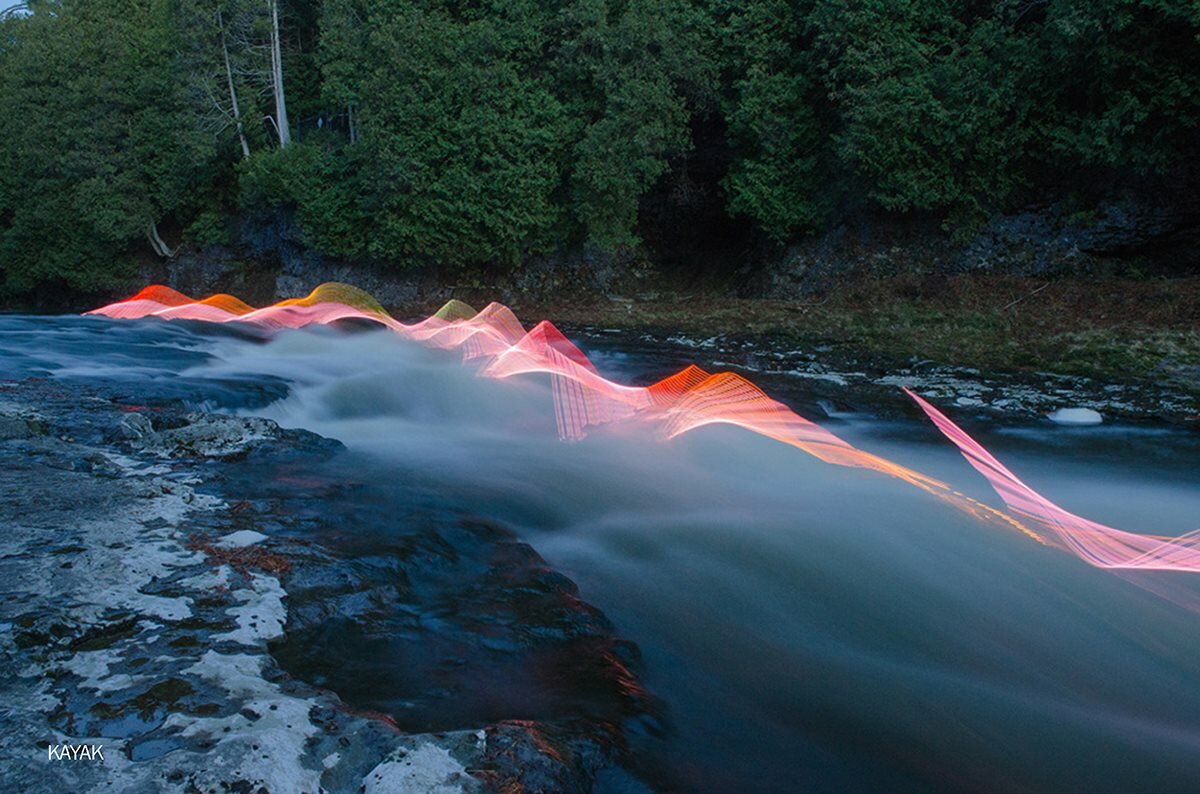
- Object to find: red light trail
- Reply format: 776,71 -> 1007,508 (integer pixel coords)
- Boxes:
87,283 -> 1200,574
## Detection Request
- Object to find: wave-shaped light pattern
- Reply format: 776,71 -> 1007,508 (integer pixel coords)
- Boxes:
86,284 -> 1200,574
906,389 -> 1200,571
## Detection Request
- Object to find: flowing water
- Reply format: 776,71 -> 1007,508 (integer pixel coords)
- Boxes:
5,314 -> 1200,791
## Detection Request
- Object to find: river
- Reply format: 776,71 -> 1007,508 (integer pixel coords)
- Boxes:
4,313 -> 1200,791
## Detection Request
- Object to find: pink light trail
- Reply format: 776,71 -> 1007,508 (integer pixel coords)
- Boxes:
87,283 -> 1200,575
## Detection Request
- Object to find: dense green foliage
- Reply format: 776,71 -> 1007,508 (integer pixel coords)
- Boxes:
0,0 -> 221,292
1,0 -> 1197,295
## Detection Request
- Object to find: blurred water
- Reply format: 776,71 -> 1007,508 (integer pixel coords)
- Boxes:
6,315 -> 1200,791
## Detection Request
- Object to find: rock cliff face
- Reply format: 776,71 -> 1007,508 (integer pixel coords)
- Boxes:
143,220 -> 649,311
130,179 -> 1200,314
758,194 -> 1200,299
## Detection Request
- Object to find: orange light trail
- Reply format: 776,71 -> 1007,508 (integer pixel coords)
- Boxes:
87,283 -> 1200,574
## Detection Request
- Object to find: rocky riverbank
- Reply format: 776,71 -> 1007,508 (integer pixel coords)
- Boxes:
565,324 -> 1200,427
6,192 -> 1198,424
0,377 -> 653,793
119,221 -> 1200,424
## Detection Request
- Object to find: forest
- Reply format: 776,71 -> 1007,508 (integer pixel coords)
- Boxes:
1,0 -> 1197,297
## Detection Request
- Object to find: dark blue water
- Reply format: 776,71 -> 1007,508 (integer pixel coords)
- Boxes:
5,315 -> 1200,791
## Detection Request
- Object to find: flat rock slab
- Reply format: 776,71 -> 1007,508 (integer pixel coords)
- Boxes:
0,378 -> 644,793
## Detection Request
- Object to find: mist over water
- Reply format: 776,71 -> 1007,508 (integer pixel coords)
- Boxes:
181,324 -> 1200,791
10,316 -> 1200,790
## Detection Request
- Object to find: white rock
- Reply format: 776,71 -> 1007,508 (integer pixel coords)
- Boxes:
1047,407 -> 1103,426
216,573 -> 288,645
363,743 -> 473,794
215,530 -> 268,548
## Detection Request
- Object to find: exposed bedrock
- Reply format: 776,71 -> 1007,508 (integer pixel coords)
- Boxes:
759,195 -> 1200,299
0,380 -> 654,792
136,186 -> 1200,312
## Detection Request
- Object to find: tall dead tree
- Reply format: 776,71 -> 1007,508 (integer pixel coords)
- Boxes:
146,222 -> 177,259
217,7 -> 251,159
267,0 -> 290,147
181,0 -> 257,157
347,103 -> 359,144
181,0 -> 292,153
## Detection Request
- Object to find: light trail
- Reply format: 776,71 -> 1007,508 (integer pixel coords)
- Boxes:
87,283 -> 1200,573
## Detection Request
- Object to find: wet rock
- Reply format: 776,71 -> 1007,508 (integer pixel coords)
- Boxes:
272,518 -> 651,731
134,413 -> 280,459
574,326 -> 1200,423
0,413 -> 38,439
363,737 -> 480,794
362,721 -> 619,794
215,530 -> 269,549
118,412 -> 155,441
1048,407 -> 1104,426
0,402 -> 46,439
0,377 -> 648,793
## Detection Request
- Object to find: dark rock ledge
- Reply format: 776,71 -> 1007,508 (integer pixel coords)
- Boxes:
0,379 -> 653,793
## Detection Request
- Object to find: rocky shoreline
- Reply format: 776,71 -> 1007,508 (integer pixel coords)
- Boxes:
0,378 -> 652,793
563,325 -> 1200,427
121,240 -> 1200,425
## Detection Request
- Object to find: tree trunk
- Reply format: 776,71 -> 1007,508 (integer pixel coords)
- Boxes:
269,0 -> 291,148
146,222 -> 176,259
218,8 -> 251,159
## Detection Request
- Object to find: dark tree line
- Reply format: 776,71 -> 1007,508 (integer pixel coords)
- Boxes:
1,0 -> 1197,295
